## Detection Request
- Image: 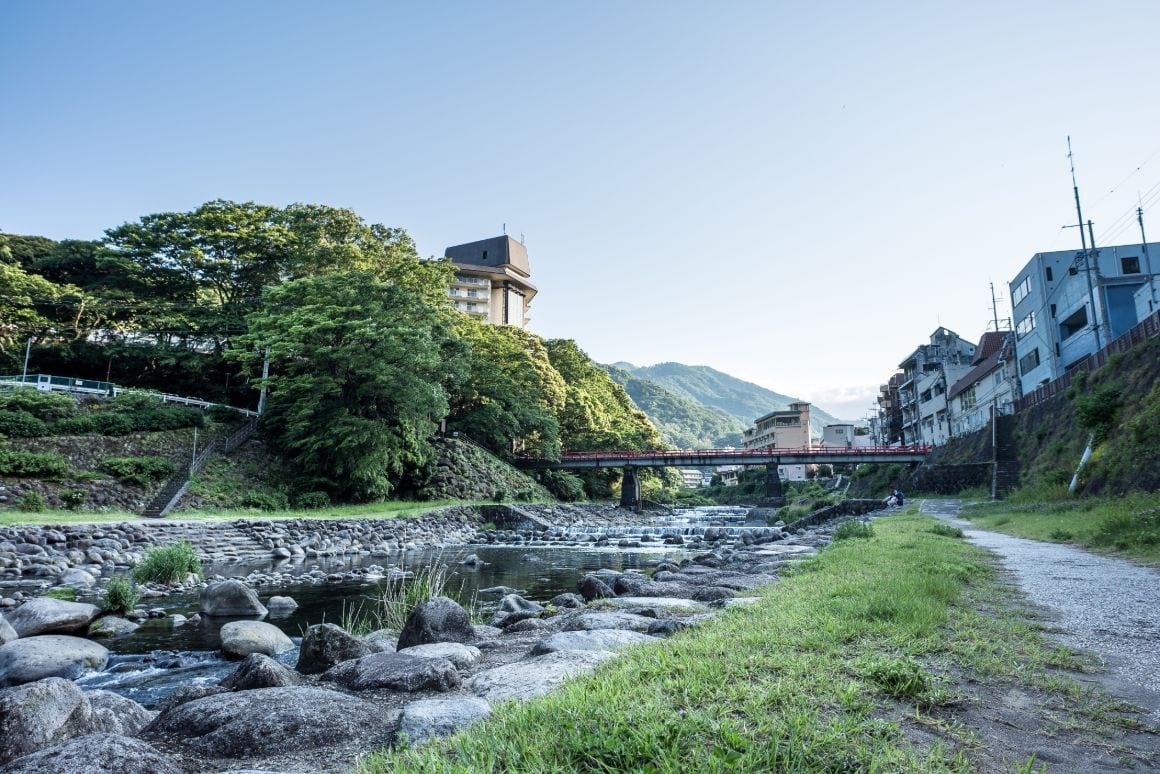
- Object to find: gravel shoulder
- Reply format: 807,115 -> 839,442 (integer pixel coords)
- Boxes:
922,499 -> 1160,722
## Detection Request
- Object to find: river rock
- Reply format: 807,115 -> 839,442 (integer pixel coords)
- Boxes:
0,677 -> 93,764
692,586 -> 736,602
396,596 -> 474,649
57,568 -> 97,588
578,575 -> 613,601
3,598 -> 101,637
0,617 -> 15,645
469,650 -> 616,702
399,642 -> 482,669
488,609 -> 539,629
146,687 -> 400,757
87,690 -> 156,735
363,629 -> 398,653
220,620 -> 294,659
266,595 -> 298,610
530,630 -> 659,656
296,623 -> 374,675
154,685 -> 227,714
199,580 -> 268,617
549,593 -> 585,609
87,616 -> 140,639
321,652 -> 461,692
504,617 -> 552,633
560,612 -> 657,633
0,636 -> 109,687
399,696 -> 491,745
2,733 -> 183,774
499,594 -> 545,614
220,654 -> 302,690
594,597 -> 709,613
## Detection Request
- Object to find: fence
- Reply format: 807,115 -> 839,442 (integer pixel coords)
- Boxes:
0,373 -> 258,417
1015,307 -> 1160,412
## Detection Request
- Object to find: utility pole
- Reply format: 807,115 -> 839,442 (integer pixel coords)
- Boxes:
257,347 -> 270,416
989,283 -> 1001,331
20,337 -> 32,383
1067,137 -> 1103,350
1139,204 -> 1158,310
1087,219 -> 1111,337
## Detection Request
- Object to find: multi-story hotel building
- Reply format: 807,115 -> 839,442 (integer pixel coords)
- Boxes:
740,401 -> 813,480
444,235 -> 537,328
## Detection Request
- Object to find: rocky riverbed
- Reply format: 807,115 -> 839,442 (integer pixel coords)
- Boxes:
0,501 -> 887,772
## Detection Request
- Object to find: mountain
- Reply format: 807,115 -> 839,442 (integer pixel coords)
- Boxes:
612,362 -> 843,439
603,366 -> 746,448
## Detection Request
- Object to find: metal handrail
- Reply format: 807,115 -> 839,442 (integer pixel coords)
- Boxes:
522,444 -> 932,463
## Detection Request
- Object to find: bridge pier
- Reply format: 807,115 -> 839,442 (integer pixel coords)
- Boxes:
764,464 -> 786,506
619,466 -> 641,509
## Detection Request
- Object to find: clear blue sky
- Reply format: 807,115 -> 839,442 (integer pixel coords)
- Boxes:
4,1 -> 1160,420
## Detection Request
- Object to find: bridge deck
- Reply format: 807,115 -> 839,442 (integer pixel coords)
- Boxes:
516,445 -> 931,469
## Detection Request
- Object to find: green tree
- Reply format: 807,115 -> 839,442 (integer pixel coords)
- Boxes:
0,238 -> 67,357
234,272 -> 467,501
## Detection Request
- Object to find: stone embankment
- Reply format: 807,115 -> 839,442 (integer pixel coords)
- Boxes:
0,500 -> 889,773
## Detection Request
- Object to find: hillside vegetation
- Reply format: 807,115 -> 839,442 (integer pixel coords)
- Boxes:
603,365 -> 745,448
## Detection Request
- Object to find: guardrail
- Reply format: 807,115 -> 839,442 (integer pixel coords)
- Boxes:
0,373 -> 258,417
549,444 -> 932,462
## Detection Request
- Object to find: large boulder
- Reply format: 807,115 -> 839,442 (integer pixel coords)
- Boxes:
87,690 -> 156,736
0,617 -> 16,645
469,650 -> 615,702
3,598 -> 101,637
144,686 -> 399,758
296,623 -> 373,675
265,595 -> 298,611
321,652 -> 461,692
2,733 -> 182,774
57,568 -> 97,588
0,636 -> 109,687
220,654 -> 302,690
398,642 -> 482,669
549,593 -> 585,610
199,580 -> 268,617
560,612 -> 656,633
219,620 -> 294,659
530,629 -> 659,656
499,594 -> 545,614
87,616 -> 139,639
396,596 -> 474,650
578,575 -> 613,601
154,685 -> 226,714
0,677 -> 93,764
399,696 -> 491,745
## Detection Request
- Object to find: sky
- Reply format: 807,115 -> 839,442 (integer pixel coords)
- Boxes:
4,1 -> 1160,421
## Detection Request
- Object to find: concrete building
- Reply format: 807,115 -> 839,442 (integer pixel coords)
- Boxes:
822,423 -> 874,449
947,331 -> 1018,438
875,373 -> 905,445
677,468 -> 709,488
444,235 -> 537,328
741,402 -> 813,480
1008,240 -> 1160,388
715,465 -> 742,487
897,328 -> 976,446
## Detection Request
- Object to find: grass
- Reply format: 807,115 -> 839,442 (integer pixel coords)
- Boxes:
100,576 -> 140,614
362,510 -> 1138,772
832,519 -> 874,540
0,499 -> 488,527
132,542 -> 203,584
44,587 -> 77,600
963,492 -> 1160,564
342,562 -> 461,636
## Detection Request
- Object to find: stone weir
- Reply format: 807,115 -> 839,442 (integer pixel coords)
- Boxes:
0,507 -> 483,587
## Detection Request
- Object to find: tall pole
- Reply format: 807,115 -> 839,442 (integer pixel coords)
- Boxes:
20,337 -> 32,382
257,347 -> 270,416
1087,219 -> 1111,337
1140,205 -> 1157,310
1068,137 -> 1103,350
990,282 -> 1000,331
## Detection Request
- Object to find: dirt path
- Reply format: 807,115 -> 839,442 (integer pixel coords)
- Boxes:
922,499 -> 1160,722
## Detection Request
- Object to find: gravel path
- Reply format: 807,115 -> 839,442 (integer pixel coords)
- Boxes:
922,499 -> 1160,720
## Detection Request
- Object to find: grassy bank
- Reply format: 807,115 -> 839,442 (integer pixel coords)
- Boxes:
963,492 -> 1160,565
363,511 -> 1141,772
0,499 -> 489,527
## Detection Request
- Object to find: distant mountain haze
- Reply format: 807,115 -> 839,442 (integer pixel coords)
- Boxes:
607,361 -> 846,442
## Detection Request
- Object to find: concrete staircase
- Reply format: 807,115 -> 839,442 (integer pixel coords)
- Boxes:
990,414 -> 1020,499
142,419 -> 258,518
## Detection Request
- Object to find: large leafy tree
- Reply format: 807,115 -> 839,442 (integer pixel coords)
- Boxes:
234,272 -> 467,501
448,317 -> 565,459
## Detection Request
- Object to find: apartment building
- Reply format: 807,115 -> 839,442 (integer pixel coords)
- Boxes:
875,373 -> 905,445
896,328 -> 976,446
741,401 -> 812,480
444,235 -> 537,328
1008,240 -> 1160,388
947,331 -> 1017,437
821,423 -> 873,449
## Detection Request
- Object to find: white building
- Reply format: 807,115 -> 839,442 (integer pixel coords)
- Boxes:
715,465 -> 742,487
897,328 -> 976,446
741,402 -> 813,480
1008,240 -> 1160,388
677,468 -> 709,488
821,423 -> 874,449
444,235 -> 537,328
947,331 -> 1018,438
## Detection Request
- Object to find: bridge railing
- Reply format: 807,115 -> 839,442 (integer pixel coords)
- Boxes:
529,444 -> 931,463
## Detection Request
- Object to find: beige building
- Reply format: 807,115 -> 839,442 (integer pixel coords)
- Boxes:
444,235 -> 537,328
741,402 -> 813,480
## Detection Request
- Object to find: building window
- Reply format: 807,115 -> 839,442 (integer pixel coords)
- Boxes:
1050,303 -> 1056,318
960,386 -> 977,410
1012,276 -> 1032,306
481,250 -> 488,261
1045,266 -> 1053,282
1059,307 -> 1088,340
1121,256 -> 1141,274
1019,347 -> 1040,375
1016,311 -> 1036,338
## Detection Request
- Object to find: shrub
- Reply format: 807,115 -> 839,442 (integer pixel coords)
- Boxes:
0,390 -> 76,420
45,587 -> 77,600
132,542 -> 203,585
126,406 -> 206,432
293,491 -> 331,510
239,491 -> 290,511
539,470 -> 586,502
1048,528 -> 1074,541
94,413 -> 136,435
927,524 -> 964,538
493,488 -> 506,503
833,520 -> 875,541
18,491 -> 45,512
101,576 -> 141,615
100,456 -> 176,487
1073,382 -> 1123,442
207,405 -> 244,424
60,489 -> 86,510
0,450 -> 70,478
0,410 -> 49,437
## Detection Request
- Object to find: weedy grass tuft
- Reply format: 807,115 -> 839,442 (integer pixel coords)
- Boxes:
833,520 -> 875,541
132,542 -> 203,585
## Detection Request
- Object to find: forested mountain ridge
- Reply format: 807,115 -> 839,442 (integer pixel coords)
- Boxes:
613,361 -> 844,438
603,365 -> 745,448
